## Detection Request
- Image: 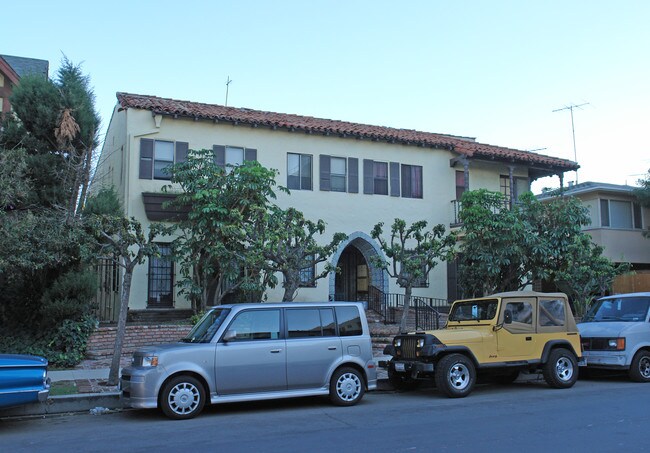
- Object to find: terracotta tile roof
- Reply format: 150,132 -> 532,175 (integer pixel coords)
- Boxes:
116,92 -> 578,171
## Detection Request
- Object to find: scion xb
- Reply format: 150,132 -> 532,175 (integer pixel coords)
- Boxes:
120,302 -> 377,419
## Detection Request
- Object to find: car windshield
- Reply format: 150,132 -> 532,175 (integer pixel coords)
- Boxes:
449,299 -> 498,322
181,308 -> 231,343
583,296 -> 650,322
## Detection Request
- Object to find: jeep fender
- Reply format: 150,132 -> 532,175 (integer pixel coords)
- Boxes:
541,340 -> 579,364
433,346 -> 480,368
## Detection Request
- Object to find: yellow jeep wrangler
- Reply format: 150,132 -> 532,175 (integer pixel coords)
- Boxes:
383,291 -> 583,397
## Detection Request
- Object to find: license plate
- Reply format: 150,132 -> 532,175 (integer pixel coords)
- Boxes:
394,362 -> 405,372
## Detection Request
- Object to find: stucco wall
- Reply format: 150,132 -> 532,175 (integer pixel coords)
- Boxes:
93,107 -> 537,310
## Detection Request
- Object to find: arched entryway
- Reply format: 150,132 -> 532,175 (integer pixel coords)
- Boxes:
329,232 -> 388,301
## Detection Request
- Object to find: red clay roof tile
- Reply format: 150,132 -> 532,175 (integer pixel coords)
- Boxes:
116,92 -> 578,171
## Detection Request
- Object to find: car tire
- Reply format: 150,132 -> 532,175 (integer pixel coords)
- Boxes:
435,354 -> 476,398
543,348 -> 578,388
388,366 -> 422,391
160,375 -> 206,420
629,350 -> 650,382
330,367 -> 365,406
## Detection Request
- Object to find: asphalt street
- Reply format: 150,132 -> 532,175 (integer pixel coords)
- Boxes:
1,373 -> 648,453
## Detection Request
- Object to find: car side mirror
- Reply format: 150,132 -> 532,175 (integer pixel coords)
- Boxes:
223,330 -> 237,342
504,310 -> 513,324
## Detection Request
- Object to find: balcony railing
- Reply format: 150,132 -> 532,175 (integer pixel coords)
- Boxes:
450,198 -> 513,226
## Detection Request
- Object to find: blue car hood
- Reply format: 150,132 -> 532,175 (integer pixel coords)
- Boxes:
0,354 -> 48,368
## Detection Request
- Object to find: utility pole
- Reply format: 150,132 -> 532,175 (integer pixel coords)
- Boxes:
553,102 -> 588,184
225,76 -> 232,107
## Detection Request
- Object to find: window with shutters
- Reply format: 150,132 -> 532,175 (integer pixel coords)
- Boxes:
287,153 -> 312,190
401,164 -> 423,199
225,146 -> 244,173
373,162 -> 389,195
330,157 -> 347,192
213,145 -> 257,172
139,139 -> 188,180
153,141 -> 174,179
320,155 -> 358,193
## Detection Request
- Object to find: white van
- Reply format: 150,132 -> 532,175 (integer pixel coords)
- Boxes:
578,292 -> 650,381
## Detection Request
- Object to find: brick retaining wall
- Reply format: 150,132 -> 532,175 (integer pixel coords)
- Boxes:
86,324 -> 193,359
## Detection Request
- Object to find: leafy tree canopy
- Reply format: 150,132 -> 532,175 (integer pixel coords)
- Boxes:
457,189 -> 625,304
251,206 -> 347,301
371,218 -> 455,332
165,149 -> 287,311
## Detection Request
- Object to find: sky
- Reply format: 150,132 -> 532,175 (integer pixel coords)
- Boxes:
4,0 -> 649,192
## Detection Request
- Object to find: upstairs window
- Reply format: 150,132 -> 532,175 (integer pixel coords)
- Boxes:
401,164 -> 423,199
320,155 -> 357,193
139,138 -> 188,180
600,199 -> 642,229
288,153 -> 313,190
330,157 -> 347,192
456,170 -> 466,201
225,146 -> 244,172
373,161 -> 389,195
213,145 -> 257,172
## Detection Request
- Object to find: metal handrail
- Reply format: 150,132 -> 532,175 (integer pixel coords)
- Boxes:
368,285 -> 449,331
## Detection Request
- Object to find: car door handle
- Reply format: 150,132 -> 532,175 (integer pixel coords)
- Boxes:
328,346 -> 337,350
270,349 -> 282,353
525,337 -> 532,341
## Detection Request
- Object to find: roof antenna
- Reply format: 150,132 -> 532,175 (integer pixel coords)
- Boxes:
225,76 -> 232,107
553,102 -> 589,184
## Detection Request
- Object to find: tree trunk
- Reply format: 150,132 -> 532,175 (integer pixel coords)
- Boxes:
76,142 -> 95,216
282,277 -> 299,302
107,264 -> 133,386
399,286 -> 413,333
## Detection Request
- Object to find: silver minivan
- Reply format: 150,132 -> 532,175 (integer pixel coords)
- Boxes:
120,302 -> 377,419
579,292 -> 650,382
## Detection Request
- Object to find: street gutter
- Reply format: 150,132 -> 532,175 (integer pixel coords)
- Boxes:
0,392 -> 123,419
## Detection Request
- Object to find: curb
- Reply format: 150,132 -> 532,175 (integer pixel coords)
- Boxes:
0,392 -> 123,419
2,379 -> 394,418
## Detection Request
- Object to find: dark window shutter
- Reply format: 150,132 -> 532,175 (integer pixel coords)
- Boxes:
213,145 -> 225,169
319,155 -> 331,191
363,159 -> 374,194
175,141 -> 188,163
390,162 -> 400,197
245,148 -> 257,161
139,138 -> 154,179
401,164 -> 411,198
348,158 -> 358,193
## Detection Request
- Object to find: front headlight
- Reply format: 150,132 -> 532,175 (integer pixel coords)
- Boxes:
416,338 -> 425,348
608,338 -> 625,350
142,356 -> 159,367
394,338 -> 402,347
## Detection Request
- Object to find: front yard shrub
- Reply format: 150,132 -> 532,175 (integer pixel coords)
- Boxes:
0,315 -> 98,368
39,269 -> 97,327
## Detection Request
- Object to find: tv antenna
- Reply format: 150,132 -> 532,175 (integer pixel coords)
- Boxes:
225,76 -> 232,106
553,102 -> 589,184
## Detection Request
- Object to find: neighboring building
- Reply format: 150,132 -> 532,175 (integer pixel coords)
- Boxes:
538,181 -> 650,292
91,92 -> 578,315
0,54 -> 49,115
